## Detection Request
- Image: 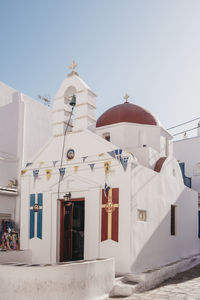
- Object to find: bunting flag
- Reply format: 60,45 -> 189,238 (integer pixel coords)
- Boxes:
114,149 -> 122,160
21,170 -> 26,176
33,169 -> 39,179
98,153 -> 104,157
74,166 -> 79,172
53,160 -> 58,167
104,161 -> 111,176
120,156 -> 129,171
82,156 -> 88,162
59,167 -> 65,179
108,151 -> 115,158
25,162 -> 32,168
30,193 -> 43,239
104,183 -> 110,198
39,162 -> 44,167
89,163 -> 95,171
101,188 -> 119,242
46,169 -> 52,180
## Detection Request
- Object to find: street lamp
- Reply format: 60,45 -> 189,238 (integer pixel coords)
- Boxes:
64,192 -> 71,201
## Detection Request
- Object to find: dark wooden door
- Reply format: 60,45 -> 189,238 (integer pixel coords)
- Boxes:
60,199 -> 84,262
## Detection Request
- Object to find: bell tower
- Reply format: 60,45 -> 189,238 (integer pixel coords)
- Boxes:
53,61 -> 96,136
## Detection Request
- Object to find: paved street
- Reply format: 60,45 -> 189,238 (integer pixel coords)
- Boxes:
108,264 -> 200,300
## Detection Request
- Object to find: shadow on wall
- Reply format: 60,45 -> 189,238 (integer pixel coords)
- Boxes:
130,183 -> 199,273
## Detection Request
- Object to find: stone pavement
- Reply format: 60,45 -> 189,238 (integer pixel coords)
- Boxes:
107,264 -> 200,300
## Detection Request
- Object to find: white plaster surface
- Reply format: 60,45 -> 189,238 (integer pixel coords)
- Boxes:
0,258 -> 114,300
174,135 -> 200,192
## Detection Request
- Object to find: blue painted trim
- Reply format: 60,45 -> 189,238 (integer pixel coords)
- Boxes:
38,193 -> 43,206
30,194 -> 35,206
198,211 -> 200,239
30,210 -> 35,239
37,209 -> 42,239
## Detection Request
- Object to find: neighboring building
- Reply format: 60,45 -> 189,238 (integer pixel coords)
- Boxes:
174,128 -> 200,193
0,81 -> 52,231
20,65 -> 200,274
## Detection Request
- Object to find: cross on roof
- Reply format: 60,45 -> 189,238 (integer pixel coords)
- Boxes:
123,93 -> 130,103
69,60 -> 78,72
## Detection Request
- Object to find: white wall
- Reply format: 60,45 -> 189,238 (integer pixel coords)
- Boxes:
0,258 -> 114,300
130,157 -> 199,273
174,136 -> 200,192
0,81 -> 52,226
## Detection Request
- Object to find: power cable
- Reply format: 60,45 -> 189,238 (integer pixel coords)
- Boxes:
57,96 -> 76,200
173,126 -> 199,137
167,116 -> 200,130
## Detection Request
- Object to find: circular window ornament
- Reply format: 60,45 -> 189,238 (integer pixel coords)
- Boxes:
66,149 -> 75,160
33,203 -> 39,212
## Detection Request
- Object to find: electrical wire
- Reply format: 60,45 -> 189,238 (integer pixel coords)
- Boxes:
57,106 -> 75,200
173,126 -> 199,137
167,116 -> 200,130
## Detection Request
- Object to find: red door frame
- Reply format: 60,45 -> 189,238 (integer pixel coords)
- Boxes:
60,198 -> 84,262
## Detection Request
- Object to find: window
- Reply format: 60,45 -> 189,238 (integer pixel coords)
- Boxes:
137,210 -> 147,222
103,132 -> 110,142
173,168 -> 176,176
171,205 -> 176,235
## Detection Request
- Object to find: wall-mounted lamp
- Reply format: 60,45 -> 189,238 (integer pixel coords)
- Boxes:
64,192 -> 71,201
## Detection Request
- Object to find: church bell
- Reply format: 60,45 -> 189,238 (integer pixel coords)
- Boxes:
69,94 -> 76,107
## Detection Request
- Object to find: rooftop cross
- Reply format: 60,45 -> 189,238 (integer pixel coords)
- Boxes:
68,60 -> 79,77
69,60 -> 78,72
123,93 -> 130,103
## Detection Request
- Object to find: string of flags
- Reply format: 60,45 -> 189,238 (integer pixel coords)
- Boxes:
22,149 -> 133,179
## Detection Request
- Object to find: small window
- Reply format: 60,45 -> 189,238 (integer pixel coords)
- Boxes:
103,132 -> 110,142
137,210 -> 147,222
171,205 -> 176,235
173,169 -> 176,176
198,193 -> 200,208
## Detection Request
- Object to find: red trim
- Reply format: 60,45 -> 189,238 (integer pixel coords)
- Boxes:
154,157 -> 167,173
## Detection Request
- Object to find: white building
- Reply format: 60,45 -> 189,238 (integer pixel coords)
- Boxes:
19,65 -> 200,274
0,81 -> 52,230
174,126 -> 200,193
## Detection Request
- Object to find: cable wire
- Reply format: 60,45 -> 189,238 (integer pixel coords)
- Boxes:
167,116 -> 200,130
57,106 -> 75,200
173,126 -> 199,137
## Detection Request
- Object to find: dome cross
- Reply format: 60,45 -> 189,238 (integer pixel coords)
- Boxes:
123,93 -> 130,103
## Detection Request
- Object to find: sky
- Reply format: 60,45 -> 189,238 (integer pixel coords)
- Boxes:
0,0 -> 200,139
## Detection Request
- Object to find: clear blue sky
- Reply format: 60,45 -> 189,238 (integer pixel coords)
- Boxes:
1,0 -> 200,137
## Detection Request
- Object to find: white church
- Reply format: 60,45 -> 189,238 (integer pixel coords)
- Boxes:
1,63 -> 200,276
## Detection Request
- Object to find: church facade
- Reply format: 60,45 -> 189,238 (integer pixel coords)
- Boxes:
20,64 -> 200,274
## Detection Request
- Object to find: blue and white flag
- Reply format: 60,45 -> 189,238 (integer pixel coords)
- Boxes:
53,160 -> 58,167
26,162 -> 32,168
108,151 -> 115,158
104,183 -> 110,197
120,156 -> 129,171
89,163 -> 95,171
33,169 -> 39,179
30,193 -> 43,239
82,156 -> 88,162
114,149 -> 122,160
59,167 -> 65,179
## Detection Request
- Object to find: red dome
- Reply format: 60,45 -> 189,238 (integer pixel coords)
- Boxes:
96,102 -> 158,127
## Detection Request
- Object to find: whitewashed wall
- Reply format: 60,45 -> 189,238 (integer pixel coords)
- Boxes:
130,157 -> 199,273
174,136 -> 200,192
0,81 -> 52,226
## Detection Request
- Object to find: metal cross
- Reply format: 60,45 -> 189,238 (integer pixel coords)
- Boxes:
69,60 -> 78,72
123,93 -> 130,103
